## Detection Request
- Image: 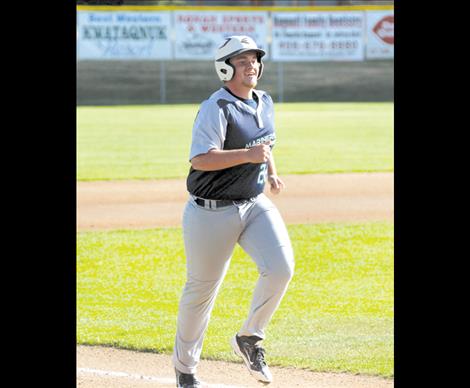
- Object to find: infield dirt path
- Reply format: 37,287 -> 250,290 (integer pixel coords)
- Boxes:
77,172 -> 393,231
77,345 -> 393,388
77,172 -> 394,387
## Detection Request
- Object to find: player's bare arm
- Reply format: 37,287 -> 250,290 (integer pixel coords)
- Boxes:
267,155 -> 285,195
191,143 -> 271,171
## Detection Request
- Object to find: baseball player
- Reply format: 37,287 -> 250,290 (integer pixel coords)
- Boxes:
172,35 -> 295,388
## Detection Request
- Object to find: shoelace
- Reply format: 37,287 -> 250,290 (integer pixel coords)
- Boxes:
254,346 -> 267,367
246,343 -> 267,367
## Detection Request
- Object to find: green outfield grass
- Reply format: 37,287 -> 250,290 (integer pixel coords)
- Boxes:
77,102 -> 393,181
77,222 -> 393,377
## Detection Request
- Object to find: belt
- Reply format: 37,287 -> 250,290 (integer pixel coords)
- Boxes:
195,197 -> 234,209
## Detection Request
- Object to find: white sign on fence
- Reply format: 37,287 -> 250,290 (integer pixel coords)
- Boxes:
366,11 -> 394,59
173,11 -> 269,60
271,12 -> 365,62
77,11 -> 172,60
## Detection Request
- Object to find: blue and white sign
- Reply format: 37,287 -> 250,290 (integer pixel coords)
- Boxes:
173,11 -> 269,60
77,11 -> 172,60
271,12 -> 365,62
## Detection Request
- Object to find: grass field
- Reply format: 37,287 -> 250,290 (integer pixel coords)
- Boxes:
77,222 -> 393,377
77,102 -> 394,377
77,102 -> 393,181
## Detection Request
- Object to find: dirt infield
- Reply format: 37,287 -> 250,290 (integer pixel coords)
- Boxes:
77,172 -> 394,387
77,172 -> 393,231
77,345 -> 393,388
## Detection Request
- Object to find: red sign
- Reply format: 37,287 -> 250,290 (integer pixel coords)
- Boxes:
373,15 -> 394,45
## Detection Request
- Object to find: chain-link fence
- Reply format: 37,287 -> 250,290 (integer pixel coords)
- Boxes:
77,59 -> 393,105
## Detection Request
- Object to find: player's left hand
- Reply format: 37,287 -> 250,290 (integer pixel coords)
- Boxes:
268,174 -> 285,195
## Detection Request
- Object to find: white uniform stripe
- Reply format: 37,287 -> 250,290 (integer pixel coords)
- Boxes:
77,367 -> 244,388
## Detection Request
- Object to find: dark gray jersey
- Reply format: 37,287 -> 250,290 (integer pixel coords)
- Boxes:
187,87 -> 276,200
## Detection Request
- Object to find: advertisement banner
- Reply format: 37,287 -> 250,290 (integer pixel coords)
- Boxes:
77,11 -> 172,60
271,12 -> 365,62
366,11 -> 394,59
173,11 -> 268,60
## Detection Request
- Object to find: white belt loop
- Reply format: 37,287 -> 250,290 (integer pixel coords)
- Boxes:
210,200 -> 217,209
204,199 -> 210,209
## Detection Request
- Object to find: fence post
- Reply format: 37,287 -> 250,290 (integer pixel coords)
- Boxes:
160,61 -> 167,104
277,61 -> 284,103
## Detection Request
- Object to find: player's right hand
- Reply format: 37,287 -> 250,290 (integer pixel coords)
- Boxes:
247,143 -> 271,163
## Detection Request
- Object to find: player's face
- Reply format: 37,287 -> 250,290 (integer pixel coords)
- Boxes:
229,51 -> 260,88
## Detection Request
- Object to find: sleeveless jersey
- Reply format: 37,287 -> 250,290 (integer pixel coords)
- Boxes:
186,87 -> 276,200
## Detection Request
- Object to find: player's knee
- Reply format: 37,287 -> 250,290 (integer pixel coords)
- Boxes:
267,254 -> 294,285
278,261 -> 294,284
179,277 -> 222,306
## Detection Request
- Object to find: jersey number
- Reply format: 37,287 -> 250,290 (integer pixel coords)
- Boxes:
257,163 -> 268,185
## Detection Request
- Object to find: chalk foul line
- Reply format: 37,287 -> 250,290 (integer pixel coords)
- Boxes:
77,367 -> 244,388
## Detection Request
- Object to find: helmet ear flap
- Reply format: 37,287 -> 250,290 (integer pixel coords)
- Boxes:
257,56 -> 264,80
224,59 -> 235,81
215,60 -> 235,81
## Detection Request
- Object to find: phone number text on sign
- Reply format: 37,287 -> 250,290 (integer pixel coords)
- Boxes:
272,12 -> 365,62
280,40 -> 359,50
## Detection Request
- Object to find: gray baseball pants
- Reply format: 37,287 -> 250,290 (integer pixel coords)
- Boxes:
172,193 -> 294,374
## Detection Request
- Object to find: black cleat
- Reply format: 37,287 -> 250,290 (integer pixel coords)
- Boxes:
175,368 -> 201,388
231,334 -> 273,383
